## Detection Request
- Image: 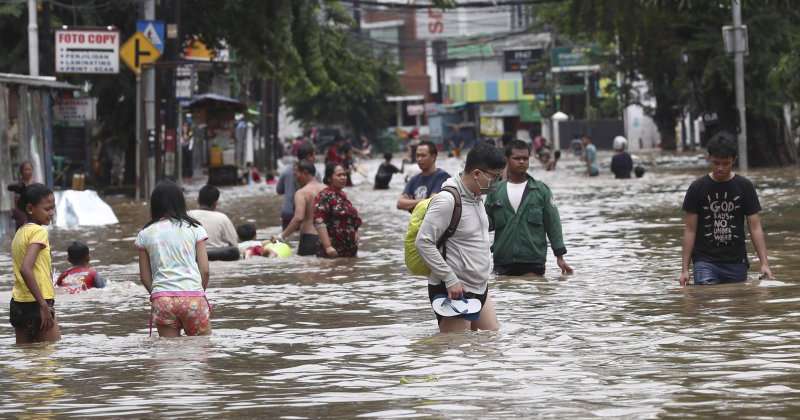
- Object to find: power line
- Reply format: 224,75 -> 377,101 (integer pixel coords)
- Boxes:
339,0 -> 562,9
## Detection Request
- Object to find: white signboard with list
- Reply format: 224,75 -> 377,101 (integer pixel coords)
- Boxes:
55,28 -> 120,74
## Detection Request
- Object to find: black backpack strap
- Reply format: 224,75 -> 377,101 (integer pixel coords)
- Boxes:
436,186 -> 461,260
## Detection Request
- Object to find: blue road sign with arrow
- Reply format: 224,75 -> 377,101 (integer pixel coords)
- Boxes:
136,20 -> 165,54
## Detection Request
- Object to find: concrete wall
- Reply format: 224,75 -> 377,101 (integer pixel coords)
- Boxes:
557,119 -> 625,150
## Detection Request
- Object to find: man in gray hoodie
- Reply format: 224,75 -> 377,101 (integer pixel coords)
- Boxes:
416,142 -> 506,333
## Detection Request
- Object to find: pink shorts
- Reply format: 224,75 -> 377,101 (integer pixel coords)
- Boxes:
151,295 -> 211,336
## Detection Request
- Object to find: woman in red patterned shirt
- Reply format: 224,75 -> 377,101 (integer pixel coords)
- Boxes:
313,163 -> 362,258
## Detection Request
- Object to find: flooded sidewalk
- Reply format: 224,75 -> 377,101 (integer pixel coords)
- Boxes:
0,155 -> 799,418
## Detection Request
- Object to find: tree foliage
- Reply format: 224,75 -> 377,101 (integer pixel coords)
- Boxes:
539,0 -> 799,165
183,0 -> 402,138
0,0 -> 402,161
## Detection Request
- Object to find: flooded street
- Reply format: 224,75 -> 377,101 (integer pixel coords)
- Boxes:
1,155 -> 799,418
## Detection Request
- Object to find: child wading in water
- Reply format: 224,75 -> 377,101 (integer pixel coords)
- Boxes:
136,181 -> 212,337
10,183 -> 60,344
56,241 -> 107,293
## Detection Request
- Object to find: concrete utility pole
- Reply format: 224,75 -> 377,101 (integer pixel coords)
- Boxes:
174,0 -> 183,187
732,0 -> 748,170
27,0 -> 39,76
145,0 -> 157,194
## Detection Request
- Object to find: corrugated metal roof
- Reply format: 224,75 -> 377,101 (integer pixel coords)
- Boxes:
0,73 -> 80,90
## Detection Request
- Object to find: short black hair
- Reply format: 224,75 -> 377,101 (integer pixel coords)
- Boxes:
67,241 -> 90,265
17,183 -> 52,211
417,140 -> 438,156
554,150 -> 561,160
236,223 -> 257,241
296,160 -> 316,176
198,184 -> 220,207
505,139 -> 531,157
706,132 -> 738,158
501,133 -> 513,147
635,165 -> 646,178
297,143 -> 315,160
383,152 -> 393,161
465,141 -> 506,172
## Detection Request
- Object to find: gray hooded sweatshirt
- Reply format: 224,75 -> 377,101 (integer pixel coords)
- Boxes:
415,176 -> 491,294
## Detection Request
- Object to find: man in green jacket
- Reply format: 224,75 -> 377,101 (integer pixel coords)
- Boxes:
486,140 -> 573,276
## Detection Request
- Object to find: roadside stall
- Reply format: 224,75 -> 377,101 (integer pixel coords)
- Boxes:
0,73 -> 78,238
187,93 -> 246,186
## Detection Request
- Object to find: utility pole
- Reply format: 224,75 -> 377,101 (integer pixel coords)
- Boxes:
145,0 -> 157,194
584,71 -> 591,120
260,79 -> 269,173
732,0 -> 748,170
135,74 -> 142,200
271,81 -> 279,174
174,0 -> 183,187
163,0 -> 180,184
27,0 -> 39,76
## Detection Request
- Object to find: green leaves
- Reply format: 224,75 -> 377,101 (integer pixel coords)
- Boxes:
183,0 -> 400,135
540,0 -> 800,160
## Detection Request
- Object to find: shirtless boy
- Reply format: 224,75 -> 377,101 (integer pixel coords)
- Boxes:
275,161 -> 326,256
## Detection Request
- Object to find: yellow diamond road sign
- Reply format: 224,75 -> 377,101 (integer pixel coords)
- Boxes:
120,32 -> 161,75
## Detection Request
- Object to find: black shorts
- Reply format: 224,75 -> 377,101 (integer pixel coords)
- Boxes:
9,299 -> 55,340
494,263 -> 545,276
427,283 -> 488,324
298,233 -> 320,256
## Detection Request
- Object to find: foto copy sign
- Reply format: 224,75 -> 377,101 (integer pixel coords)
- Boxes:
55,28 -> 120,74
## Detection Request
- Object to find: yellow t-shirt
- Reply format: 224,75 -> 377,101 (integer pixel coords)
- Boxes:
11,223 -> 54,302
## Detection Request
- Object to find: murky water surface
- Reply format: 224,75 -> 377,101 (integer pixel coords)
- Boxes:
1,154 -> 799,418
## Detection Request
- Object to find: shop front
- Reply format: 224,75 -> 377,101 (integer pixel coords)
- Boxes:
0,73 -> 79,238
447,79 -> 542,142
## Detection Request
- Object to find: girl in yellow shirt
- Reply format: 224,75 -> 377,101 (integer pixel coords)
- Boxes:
10,183 -> 59,344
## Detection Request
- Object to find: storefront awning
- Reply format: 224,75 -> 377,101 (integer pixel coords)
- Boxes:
0,73 -> 79,90
187,93 -> 246,111
447,79 -> 535,103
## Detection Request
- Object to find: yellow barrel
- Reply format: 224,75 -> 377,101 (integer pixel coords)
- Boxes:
71,173 -> 85,190
209,145 -> 223,168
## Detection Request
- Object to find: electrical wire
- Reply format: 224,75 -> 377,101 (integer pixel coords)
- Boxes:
339,0 -> 562,9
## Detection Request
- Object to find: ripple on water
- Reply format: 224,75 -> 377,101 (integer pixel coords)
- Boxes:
0,159 -> 799,417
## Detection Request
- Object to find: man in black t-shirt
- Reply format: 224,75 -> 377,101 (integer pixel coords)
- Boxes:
396,141 -> 451,212
374,153 -> 403,190
679,134 -> 774,286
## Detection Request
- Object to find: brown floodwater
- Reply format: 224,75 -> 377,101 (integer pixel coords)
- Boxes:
0,153 -> 798,418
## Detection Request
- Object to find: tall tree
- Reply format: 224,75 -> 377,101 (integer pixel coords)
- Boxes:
540,0 -> 799,165
183,0 -> 401,138
0,0 -> 403,184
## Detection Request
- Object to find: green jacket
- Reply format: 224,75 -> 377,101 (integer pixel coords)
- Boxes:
485,175 -> 567,266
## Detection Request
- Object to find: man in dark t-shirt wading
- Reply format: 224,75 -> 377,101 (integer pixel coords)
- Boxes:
396,140 -> 451,212
679,134 -> 774,286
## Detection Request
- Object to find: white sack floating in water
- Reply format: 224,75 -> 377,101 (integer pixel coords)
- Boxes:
54,190 -> 119,228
